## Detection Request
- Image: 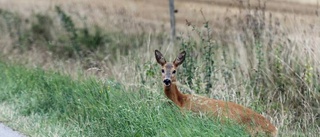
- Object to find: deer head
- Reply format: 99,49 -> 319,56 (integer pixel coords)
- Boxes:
155,50 -> 186,86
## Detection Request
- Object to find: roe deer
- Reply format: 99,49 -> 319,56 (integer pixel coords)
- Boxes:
155,50 -> 277,136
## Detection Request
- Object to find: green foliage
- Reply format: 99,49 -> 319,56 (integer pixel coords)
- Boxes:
56,6 -> 104,56
0,62 -> 248,136
180,19 -> 217,95
0,9 -> 25,50
55,6 -> 76,35
31,14 -> 54,42
252,41 -> 265,96
202,21 -> 215,94
180,38 -> 196,89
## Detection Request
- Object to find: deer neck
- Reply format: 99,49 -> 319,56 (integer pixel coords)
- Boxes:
164,83 -> 187,107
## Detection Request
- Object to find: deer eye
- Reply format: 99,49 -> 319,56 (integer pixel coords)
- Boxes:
172,70 -> 176,74
162,69 -> 165,73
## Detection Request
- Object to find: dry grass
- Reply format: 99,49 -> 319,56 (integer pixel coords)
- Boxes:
0,0 -> 319,63
0,0 -> 319,32
3,0 -> 317,55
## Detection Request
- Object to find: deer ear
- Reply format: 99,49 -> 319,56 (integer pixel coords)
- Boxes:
173,51 -> 186,67
155,50 -> 166,65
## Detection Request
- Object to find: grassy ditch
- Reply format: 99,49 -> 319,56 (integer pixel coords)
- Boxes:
0,62 -> 248,136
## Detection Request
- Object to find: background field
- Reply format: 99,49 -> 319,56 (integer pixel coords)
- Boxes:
0,0 -> 319,136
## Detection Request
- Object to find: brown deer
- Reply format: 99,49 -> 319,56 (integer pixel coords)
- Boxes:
155,50 -> 277,136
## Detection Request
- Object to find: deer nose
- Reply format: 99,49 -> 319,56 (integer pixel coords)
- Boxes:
163,79 -> 171,86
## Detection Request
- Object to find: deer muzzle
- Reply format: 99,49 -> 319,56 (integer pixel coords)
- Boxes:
163,79 -> 171,86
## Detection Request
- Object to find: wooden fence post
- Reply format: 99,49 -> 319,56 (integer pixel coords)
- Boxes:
169,0 -> 176,44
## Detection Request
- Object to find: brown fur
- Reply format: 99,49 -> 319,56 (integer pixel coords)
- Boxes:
155,50 -> 277,137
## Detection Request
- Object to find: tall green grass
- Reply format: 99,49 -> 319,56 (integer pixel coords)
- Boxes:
0,62 -> 248,136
